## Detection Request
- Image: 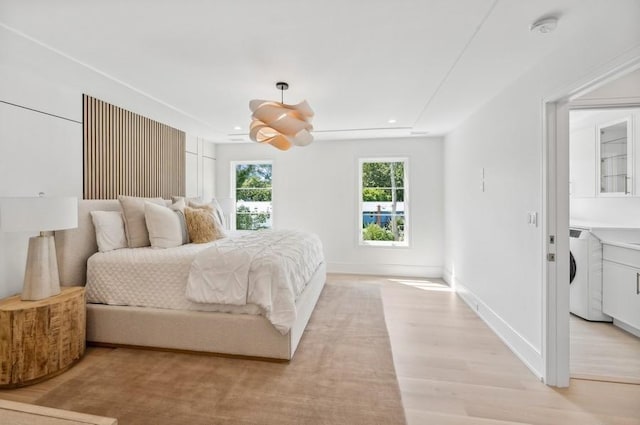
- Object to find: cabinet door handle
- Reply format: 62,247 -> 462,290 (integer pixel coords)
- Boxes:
637,272 -> 640,295
626,177 -> 631,195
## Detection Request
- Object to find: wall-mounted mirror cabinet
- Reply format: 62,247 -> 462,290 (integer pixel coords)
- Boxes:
598,117 -> 632,196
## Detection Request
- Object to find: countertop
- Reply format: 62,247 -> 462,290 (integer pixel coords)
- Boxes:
570,220 -> 640,230
600,240 -> 640,251
570,222 -> 640,244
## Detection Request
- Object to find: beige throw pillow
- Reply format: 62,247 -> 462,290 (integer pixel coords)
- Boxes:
118,195 -> 165,248
189,200 -> 227,236
184,206 -> 225,243
145,200 -> 188,248
172,196 -> 226,232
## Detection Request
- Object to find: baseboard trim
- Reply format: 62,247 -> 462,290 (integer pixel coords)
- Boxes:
442,267 -> 453,285
327,262 -> 442,278
452,276 -> 543,381
613,318 -> 640,338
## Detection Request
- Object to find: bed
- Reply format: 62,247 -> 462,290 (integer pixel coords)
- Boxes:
55,199 -> 327,360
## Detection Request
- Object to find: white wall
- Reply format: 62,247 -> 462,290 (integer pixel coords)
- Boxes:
0,27 -> 87,298
572,198 -> 640,227
569,67 -> 640,227
443,2 -> 640,378
572,67 -> 640,108
0,26 -> 209,298
570,108 -> 640,226
0,103 -> 82,298
569,123 -> 597,199
216,137 -> 444,277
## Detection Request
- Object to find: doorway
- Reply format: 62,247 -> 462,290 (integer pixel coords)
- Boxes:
568,103 -> 640,384
544,58 -> 640,387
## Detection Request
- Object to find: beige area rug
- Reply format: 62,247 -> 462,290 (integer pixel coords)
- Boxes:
35,280 -> 406,425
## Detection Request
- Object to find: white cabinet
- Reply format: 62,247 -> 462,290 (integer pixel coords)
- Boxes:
185,152 -> 199,197
570,108 -> 638,198
184,136 -> 216,199
202,156 -> 215,201
597,117 -> 632,195
602,244 -> 640,332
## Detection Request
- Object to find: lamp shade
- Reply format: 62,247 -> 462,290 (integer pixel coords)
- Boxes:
0,196 -> 78,232
249,100 -> 314,150
249,82 -> 314,151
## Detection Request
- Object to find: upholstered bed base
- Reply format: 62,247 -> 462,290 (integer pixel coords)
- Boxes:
84,263 -> 326,360
55,199 -> 327,360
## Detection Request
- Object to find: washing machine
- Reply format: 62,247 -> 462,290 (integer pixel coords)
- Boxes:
569,227 -> 612,322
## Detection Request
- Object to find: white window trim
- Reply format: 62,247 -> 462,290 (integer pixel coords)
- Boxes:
230,160 -> 274,231
358,157 -> 409,248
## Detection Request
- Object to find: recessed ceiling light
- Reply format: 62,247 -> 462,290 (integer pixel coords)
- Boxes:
530,17 -> 558,34
388,119 -> 397,124
233,126 -> 242,130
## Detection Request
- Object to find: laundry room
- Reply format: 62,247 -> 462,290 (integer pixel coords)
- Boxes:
569,68 -> 640,384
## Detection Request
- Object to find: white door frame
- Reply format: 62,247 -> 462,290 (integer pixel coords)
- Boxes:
542,50 -> 640,387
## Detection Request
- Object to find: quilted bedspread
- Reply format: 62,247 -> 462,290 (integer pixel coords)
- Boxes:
185,230 -> 324,334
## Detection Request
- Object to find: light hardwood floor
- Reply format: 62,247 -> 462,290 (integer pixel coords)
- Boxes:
1,274 -> 639,425
376,275 -> 640,425
570,314 -> 640,384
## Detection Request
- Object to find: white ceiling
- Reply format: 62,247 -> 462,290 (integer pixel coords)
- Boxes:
0,0 -> 631,143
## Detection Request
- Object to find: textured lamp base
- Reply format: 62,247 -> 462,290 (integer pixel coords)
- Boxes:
22,235 -> 61,301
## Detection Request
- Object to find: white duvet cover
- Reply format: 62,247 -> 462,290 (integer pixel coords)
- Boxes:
86,240 -> 261,315
186,230 -> 324,334
86,230 -> 325,334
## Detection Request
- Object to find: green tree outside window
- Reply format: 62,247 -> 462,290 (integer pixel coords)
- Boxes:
235,163 -> 272,230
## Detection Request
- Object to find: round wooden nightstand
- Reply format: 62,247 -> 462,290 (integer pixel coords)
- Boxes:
0,287 -> 86,388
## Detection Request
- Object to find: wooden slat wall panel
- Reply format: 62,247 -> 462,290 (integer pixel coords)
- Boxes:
82,94 -> 186,199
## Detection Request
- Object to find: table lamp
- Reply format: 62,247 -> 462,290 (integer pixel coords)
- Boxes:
0,195 -> 78,300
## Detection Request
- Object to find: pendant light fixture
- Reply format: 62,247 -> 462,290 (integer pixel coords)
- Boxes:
249,82 -> 314,150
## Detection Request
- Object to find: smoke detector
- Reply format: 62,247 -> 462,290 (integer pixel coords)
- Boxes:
530,17 -> 558,34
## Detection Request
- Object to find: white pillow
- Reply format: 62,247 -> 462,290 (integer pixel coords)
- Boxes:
118,195 -> 165,248
90,211 -> 127,252
172,196 -> 202,204
144,201 -> 188,249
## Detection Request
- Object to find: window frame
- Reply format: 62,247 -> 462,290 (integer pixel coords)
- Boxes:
230,160 -> 274,231
358,157 -> 410,248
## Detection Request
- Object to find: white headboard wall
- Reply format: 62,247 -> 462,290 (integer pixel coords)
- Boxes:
55,199 -> 120,286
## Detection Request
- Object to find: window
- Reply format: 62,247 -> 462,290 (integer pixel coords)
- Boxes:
231,161 -> 273,230
359,158 -> 408,246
